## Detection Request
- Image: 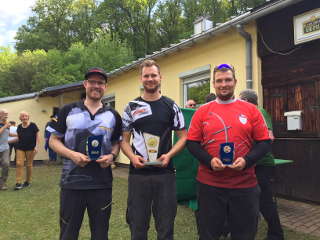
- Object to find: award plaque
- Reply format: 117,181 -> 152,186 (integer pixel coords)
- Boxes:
143,132 -> 161,165
87,135 -> 103,161
219,142 -> 234,165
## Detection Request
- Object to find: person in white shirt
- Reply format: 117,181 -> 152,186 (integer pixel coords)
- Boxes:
8,121 -> 18,163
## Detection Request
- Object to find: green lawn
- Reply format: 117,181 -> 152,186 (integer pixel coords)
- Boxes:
0,165 -> 317,240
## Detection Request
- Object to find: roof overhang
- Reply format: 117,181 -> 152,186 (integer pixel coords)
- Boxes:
0,0 -> 304,101
38,82 -> 83,97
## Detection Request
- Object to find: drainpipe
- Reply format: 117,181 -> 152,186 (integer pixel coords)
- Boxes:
236,24 -> 253,89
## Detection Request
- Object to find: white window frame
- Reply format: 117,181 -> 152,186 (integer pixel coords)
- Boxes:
179,64 -> 211,106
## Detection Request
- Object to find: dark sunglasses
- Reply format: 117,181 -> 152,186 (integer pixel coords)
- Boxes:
215,64 -> 234,70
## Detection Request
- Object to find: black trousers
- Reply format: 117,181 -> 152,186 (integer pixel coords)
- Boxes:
197,182 -> 260,240
60,188 -> 112,240
256,165 -> 284,240
126,172 -> 177,240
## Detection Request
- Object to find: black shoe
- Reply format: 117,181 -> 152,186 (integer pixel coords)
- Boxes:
14,183 -> 23,190
23,182 -> 30,188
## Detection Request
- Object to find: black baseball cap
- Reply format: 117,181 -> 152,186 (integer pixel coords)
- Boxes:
85,67 -> 108,81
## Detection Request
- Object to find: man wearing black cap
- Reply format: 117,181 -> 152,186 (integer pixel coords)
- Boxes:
49,67 -> 122,240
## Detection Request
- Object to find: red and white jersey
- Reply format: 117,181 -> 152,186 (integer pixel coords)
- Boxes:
187,98 -> 270,188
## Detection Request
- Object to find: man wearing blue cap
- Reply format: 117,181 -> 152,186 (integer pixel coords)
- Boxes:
49,67 -> 122,240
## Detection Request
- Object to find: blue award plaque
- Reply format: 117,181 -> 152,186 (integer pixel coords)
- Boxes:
87,135 -> 103,161
219,142 -> 234,165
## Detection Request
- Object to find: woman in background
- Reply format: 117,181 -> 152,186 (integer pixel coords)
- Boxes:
15,111 -> 39,190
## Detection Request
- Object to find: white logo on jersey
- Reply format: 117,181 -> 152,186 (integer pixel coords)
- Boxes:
131,101 -> 152,121
239,114 -> 247,124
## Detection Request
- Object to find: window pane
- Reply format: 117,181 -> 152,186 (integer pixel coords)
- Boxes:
185,80 -> 210,105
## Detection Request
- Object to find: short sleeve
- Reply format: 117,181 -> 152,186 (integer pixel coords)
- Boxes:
122,104 -> 133,132
251,107 -> 270,141
111,109 -> 123,143
48,104 -> 70,137
17,125 -> 21,136
32,122 -> 39,132
172,103 -> 185,130
259,107 -> 273,130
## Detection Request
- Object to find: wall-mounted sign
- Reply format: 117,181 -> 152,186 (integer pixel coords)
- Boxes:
294,8 -> 320,45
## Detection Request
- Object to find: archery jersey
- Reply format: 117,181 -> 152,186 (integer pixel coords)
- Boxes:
122,96 -> 185,174
187,99 -> 270,188
48,101 -> 122,190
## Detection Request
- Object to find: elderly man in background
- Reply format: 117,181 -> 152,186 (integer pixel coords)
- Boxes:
0,109 -> 11,190
239,89 -> 284,240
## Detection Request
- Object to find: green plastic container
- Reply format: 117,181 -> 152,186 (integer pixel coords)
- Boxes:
173,108 -> 198,202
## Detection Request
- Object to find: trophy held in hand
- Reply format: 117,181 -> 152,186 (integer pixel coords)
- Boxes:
87,135 -> 103,161
143,132 -> 161,166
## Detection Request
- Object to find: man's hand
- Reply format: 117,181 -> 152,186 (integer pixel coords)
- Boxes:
70,152 -> 90,167
228,157 -> 246,171
158,154 -> 170,167
211,157 -> 226,171
96,154 -> 114,168
131,155 -> 146,168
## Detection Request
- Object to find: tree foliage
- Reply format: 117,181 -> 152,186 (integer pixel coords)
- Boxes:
0,0 -> 270,97
97,0 -> 159,58
15,0 -> 99,52
15,0 -> 269,57
0,35 -> 133,95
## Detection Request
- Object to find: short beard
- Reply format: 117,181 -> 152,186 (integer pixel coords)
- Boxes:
87,91 -> 103,101
144,85 -> 160,94
217,93 -> 234,101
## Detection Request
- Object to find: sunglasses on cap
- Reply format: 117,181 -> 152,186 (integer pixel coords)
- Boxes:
214,64 -> 234,70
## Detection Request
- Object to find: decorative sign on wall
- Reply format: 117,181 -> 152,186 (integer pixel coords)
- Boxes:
294,8 -> 320,45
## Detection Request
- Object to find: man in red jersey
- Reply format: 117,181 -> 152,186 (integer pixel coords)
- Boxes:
187,64 -> 271,240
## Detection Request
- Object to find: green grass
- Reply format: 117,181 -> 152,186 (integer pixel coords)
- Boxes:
0,165 -> 317,240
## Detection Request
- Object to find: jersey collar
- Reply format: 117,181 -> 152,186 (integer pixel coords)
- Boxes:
215,97 -> 237,104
